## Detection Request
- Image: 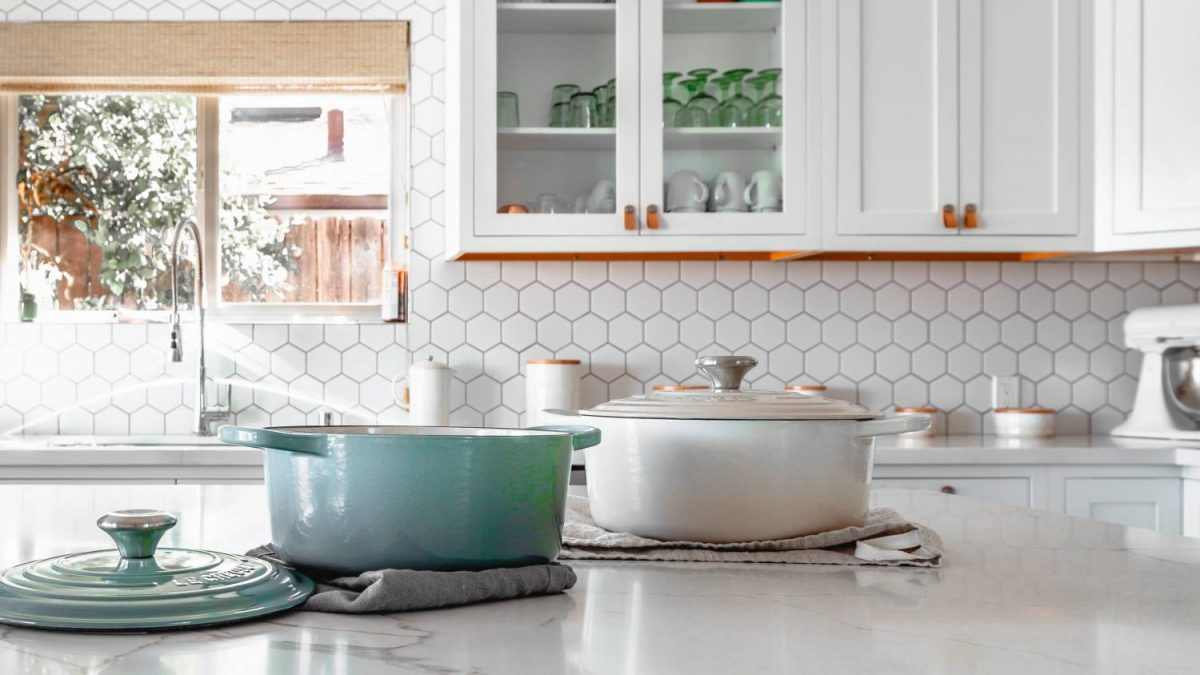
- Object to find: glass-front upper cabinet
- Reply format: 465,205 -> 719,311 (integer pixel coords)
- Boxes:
639,0 -> 803,237
473,1 -> 640,237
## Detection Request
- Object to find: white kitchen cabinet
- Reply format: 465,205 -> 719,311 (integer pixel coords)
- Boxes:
1099,0 -> 1200,250
448,1 -> 817,257
827,0 -> 1083,249
1063,478 -> 1182,533
871,476 -> 1032,508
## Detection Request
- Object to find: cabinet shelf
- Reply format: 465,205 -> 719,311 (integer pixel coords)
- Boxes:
664,3 -> 782,34
497,3 -> 616,34
499,127 -> 616,151
664,127 -> 781,151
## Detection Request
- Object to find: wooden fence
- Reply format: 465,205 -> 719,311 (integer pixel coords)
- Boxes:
28,214 -> 387,308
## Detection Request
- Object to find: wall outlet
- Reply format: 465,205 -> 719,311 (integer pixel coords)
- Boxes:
992,376 -> 1020,410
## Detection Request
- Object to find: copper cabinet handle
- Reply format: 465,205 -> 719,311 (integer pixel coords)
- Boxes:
940,485 -> 957,495
963,203 -> 979,229
646,204 -> 661,230
942,204 -> 958,229
623,205 -> 636,231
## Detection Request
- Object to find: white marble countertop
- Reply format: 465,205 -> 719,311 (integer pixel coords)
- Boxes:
1,484 -> 1200,673
3,434 -> 1200,474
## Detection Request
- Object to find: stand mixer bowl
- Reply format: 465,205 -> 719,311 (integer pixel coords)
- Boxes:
1164,346 -> 1200,421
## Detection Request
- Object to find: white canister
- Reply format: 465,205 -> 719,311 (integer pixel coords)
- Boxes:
894,406 -> 938,437
393,356 -> 454,426
994,407 -> 1056,438
525,359 -> 581,427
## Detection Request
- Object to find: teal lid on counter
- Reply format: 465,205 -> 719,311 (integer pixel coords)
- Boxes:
0,509 -> 313,632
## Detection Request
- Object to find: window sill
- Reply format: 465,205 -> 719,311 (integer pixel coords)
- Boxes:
4,304 -> 404,326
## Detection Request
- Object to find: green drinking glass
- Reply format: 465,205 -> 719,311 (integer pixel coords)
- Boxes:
568,92 -> 601,128
753,68 -> 783,127
716,70 -> 755,128
673,78 -> 709,127
663,72 -> 684,128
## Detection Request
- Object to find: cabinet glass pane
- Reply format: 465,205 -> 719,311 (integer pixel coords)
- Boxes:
661,3 -> 784,219
494,3 -> 619,217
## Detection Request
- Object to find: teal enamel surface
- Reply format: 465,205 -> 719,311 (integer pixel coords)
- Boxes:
0,516 -> 313,631
218,425 -> 596,574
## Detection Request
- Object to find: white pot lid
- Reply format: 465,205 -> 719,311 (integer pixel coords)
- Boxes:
580,356 -> 882,421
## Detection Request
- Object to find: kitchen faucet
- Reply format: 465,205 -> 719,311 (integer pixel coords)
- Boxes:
168,217 -> 229,436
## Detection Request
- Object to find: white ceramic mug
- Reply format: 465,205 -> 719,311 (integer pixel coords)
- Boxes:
392,356 -> 454,426
711,171 -> 749,212
585,179 -> 616,214
744,170 -> 782,212
666,170 -> 709,213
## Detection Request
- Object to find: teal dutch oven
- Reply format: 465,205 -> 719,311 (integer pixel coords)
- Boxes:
219,424 -> 599,574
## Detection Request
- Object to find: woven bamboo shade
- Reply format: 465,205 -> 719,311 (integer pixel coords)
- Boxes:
0,21 -> 408,93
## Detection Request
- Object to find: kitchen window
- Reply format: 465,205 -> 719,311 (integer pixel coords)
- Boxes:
1,92 -> 403,323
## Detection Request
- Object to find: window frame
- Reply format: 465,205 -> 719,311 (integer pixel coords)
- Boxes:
0,92 -> 408,324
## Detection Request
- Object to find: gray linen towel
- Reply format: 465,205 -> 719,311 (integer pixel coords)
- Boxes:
560,495 -> 943,567
248,545 -> 577,613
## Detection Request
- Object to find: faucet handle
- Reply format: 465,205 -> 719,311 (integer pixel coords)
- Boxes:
168,316 -> 183,363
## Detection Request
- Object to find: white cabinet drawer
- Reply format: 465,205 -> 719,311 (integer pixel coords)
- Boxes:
872,477 -> 1031,508
1063,478 -> 1181,535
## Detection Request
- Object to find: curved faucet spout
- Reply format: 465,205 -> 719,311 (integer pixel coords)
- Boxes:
167,217 -> 226,435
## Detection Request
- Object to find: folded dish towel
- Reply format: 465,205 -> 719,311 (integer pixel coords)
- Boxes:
559,495 -> 943,567
247,545 -> 577,613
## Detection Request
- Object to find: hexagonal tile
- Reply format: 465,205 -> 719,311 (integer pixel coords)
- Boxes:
715,314 -> 750,349
431,314 -> 466,349
981,284 -> 1017,319
341,344 -> 378,383
1054,345 -> 1089,382
484,284 -> 519,320
911,345 -> 946,381
1089,283 -> 1124,319
857,315 -> 892,351
465,314 -> 501,351
626,344 -> 662,377
893,315 -> 929,350
821,314 -> 856,351
767,284 -> 804,319
644,315 -> 680,351
269,344 -> 306,383
466,376 -> 503,412
804,283 -> 838,320
786,315 -> 821,350
1018,345 -> 1054,382
770,345 -> 804,381
448,283 -> 484,319
501,315 -> 537,351
59,344 -> 94,383
946,285 -> 982,319
732,284 -> 768,319
878,283 -> 915,320
838,283 -> 873,320
1090,344 -> 1125,382
537,315 -> 573,352
750,315 -> 785,350
94,345 -> 131,383
804,345 -> 839,381
306,344 -> 341,382
590,283 -> 625,320
554,283 -> 590,321
484,345 -> 519,382
1018,283 -> 1054,319
929,314 -> 964,349
626,282 -> 663,320
947,346 -> 982,381
983,345 -> 1017,376
518,283 -> 554,320
1000,315 -> 1035,350
573,315 -> 609,352
964,315 -> 1000,350
697,284 -> 733,319
875,345 -> 910,382
840,345 -> 874,382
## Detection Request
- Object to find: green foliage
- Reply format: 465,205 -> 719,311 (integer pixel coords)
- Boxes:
17,94 -> 299,309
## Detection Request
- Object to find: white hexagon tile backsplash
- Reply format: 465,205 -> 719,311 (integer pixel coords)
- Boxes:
2,0 -> 1198,437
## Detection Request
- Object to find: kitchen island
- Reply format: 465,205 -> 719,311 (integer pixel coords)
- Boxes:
1,485 -> 1199,673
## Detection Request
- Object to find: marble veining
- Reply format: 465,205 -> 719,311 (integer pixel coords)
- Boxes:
2,486 -> 1200,673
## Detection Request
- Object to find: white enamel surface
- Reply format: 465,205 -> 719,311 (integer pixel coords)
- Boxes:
583,389 -> 880,420
994,410 -> 1056,438
4,484 -> 1200,673
570,414 -> 877,542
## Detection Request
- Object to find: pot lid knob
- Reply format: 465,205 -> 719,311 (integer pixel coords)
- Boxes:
96,509 -> 177,559
695,355 -> 758,392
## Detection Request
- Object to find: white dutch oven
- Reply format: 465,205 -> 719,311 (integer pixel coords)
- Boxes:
547,356 -> 930,543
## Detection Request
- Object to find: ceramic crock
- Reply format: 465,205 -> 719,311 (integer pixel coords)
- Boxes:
219,424 -> 599,574
546,356 -> 929,543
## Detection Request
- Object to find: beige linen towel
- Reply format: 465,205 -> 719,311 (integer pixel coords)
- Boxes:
560,495 -> 943,567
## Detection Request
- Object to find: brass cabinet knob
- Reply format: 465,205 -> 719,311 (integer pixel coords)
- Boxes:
942,204 -> 958,229
623,205 -> 636,231
940,485 -> 957,495
646,204 -> 661,230
963,203 -> 979,229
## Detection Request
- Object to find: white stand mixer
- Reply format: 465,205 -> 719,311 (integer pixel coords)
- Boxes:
1112,304 -> 1200,440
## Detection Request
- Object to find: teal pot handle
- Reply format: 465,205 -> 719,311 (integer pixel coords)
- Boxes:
218,425 -> 326,455
527,424 -> 601,451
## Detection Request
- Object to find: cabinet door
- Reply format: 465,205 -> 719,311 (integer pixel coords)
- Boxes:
472,1 -> 640,238
639,0 -> 806,237
959,0 -> 1080,237
1113,0 -> 1200,236
835,0 -> 959,236
1064,478 -> 1181,534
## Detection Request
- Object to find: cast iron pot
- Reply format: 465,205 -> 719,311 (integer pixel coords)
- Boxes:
219,424 -> 599,574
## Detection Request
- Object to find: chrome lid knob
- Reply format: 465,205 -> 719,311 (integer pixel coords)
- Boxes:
695,355 -> 758,392
97,509 -> 178,559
